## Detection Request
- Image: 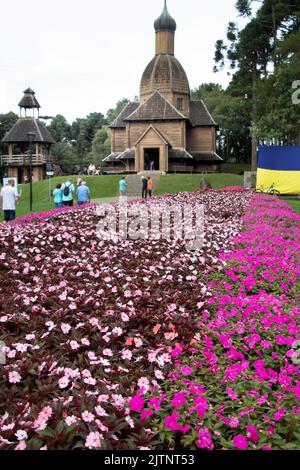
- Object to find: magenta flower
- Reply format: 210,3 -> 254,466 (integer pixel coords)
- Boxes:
130,395 -> 144,412
246,425 -> 259,444
233,435 -> 248,450
197,428 -> 214,450
171,392 -> 187,408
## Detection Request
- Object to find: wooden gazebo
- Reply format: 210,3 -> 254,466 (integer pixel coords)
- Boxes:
1,88 -> 56,183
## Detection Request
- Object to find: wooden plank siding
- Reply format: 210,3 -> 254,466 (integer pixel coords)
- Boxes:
129,122 -> 184,148
111,129 -> 126,152
187,127 -> 215,152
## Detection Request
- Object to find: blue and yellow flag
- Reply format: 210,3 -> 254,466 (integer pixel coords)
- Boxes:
257,146 -> 300,195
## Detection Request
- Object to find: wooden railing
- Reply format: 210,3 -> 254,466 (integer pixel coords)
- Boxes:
0,154 -> 48,166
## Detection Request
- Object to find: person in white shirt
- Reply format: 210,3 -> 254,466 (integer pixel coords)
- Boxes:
0,179 -> 19,222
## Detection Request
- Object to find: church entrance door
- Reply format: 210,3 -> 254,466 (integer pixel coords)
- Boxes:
144,148 -> 160,171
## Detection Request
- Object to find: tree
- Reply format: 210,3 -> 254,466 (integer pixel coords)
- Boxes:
48,114 -> 71,143
0,112 -> 18,143
89,128 -> 111,165
106,98 -> 130,125
214,0 -> 300,169
51,142 -> 78,174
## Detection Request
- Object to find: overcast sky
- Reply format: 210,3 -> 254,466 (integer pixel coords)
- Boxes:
0,0 -> 250,122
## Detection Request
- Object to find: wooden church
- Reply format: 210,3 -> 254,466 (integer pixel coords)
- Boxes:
104,0 -> 221,173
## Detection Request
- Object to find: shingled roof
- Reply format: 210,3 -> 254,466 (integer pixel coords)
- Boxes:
2,118 -> 56,144
169,149 -> 194,160
188,151 -> 222,162
189,101 -> 218,127
110,102 -> 140,128
125,91 -> 187,122
18,88 -> 41,109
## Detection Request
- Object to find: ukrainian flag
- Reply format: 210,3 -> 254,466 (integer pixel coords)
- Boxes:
257,146 -> 300,195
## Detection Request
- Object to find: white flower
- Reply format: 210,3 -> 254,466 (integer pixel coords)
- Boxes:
65,416 -> 77,426
58,377 -> 70,389
15,430 -> 28,441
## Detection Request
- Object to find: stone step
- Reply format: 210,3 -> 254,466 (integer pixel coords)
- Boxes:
125,173 -> 161,196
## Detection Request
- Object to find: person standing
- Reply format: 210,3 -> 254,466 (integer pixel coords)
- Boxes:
53,183 -> 63,208
61,178 -> 75,207
0,179 -> 19,223
76,181 -> 90,205
119,177 -> 127,197
147,177 -> 153,198
142,176 -> 148,200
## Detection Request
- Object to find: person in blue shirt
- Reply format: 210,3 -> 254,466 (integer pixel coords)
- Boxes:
76,181 -> 90,205
119,177 -> 127,196
61,178 -> 75,207
53,183 -> 63,208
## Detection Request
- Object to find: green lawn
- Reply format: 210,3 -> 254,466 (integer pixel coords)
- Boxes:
155,173 -> 243,195
284,199 -> 300,214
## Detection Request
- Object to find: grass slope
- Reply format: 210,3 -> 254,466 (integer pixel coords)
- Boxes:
155,173 -> 243,195
284,199 -> 300,214
2,173 -> 299,220
0,176 -> 120,221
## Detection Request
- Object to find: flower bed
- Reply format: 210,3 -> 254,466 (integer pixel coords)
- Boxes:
0,192 -> 299,450
144,195 -> 300,450
9,204 -> 96,226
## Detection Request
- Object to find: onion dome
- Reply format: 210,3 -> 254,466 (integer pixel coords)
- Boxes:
140,54 -> 190,99
154,0 -> 176,32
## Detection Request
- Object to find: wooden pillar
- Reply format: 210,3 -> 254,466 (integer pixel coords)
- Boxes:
8,144 -> 13,162
135,145 -> 140,173
126,124 -> 130,148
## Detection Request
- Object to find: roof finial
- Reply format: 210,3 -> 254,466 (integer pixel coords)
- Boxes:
154,0 -> 176,32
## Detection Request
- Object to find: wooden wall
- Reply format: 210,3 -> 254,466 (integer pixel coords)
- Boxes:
129,122 -> 184,148
187,127 -> 215,152
111,129 -> 126,152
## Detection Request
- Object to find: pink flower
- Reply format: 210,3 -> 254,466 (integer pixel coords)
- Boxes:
274,408 -> 285,421
61,323 -> 71,334
121,349 -> 132,360
164,412 -> 181,431
65,416 -> 77,426
138,377 -> 150,391
171,392 -> 186,408
226,388 -> 238,400
85,431 -> 102,449
197,428 -> 214,450
8,371 -> 21,384
58,376 -> 70,389
130,395 -> 144,412
95,406 -> 108,417
141,409 -> 154,420
181,366 -> 193,376
233,435 -> 248,450
81,411 -> 95,423
15,441 -> 26,450
229,417 -> 239,429
148,397 -> 161,411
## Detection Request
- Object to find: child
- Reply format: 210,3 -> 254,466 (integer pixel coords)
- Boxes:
53,183 -> 63,208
